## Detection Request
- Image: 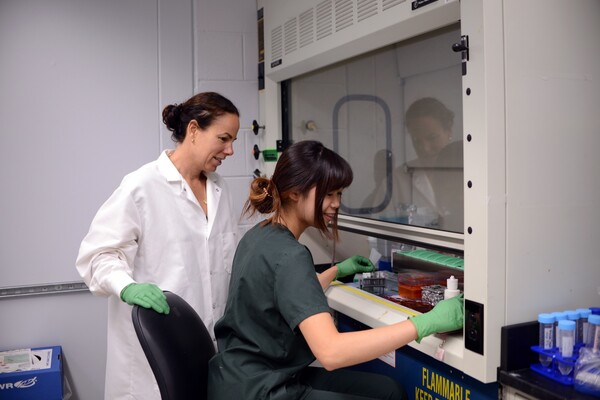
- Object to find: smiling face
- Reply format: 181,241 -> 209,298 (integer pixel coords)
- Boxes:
267,140 -> 353,240
296,186 -> 343,231
193,112 -> 240,172
322,188 -> 342,227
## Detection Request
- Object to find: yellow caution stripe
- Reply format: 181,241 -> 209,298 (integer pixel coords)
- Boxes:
331,281 -> 418,317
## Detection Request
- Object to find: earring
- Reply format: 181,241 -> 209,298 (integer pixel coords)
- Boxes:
192,135 -> 196,145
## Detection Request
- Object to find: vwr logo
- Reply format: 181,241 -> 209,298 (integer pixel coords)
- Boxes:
0,376 -> 37,390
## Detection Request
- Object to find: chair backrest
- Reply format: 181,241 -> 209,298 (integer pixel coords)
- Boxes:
132,291 -> 216,400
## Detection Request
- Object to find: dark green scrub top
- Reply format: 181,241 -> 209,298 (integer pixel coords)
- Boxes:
207,222 -> 332,400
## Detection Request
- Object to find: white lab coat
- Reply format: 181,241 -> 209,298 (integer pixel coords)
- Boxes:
76,150 -> 239,400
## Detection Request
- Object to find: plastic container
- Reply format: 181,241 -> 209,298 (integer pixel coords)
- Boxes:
553,311 -> 569,349
353,273 -> 363,288
360,271 -> 386,295
444,275 -> 461,300
588,315 -> 600,353
577,308 -> 591,345
398,283 -> 425,299
558,320 -> 576,376
538,313 -> 555,367
377,258 -> 392,272
397,270 -> 435,300
574,347 -> 600,396
382,271 -> 399,293
565,310 -> 581,345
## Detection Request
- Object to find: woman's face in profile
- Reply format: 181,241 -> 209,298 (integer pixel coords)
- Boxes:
408,116 -> 452,161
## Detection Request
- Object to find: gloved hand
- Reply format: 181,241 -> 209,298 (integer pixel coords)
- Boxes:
120,283 -> 170,314
336,255 -> 374,279
409,294 -> 464,343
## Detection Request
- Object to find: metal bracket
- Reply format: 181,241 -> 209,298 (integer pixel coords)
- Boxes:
0,281 -> 89,299
452,35 -> 469,76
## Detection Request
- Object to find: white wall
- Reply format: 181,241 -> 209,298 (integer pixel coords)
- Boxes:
192,0 -> 262,232
0,0 -> 258,399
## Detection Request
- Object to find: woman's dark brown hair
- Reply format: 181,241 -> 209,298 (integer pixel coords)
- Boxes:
244,140 -> 353,240
405,97 -> 454,132
162,92 -> 239,143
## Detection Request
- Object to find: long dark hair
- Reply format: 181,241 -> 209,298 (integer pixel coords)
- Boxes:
244,140 -> 353,240
162,92 -> 239,143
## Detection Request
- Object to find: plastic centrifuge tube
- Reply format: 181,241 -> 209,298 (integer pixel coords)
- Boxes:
553,311 -> 568,349
557,319 -> 576,376
590,314 -> 600,353
577,308 -> 592,345
538,313 -> 555,367
565,310 -> 581,345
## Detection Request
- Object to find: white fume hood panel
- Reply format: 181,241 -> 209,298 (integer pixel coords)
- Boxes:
259,0 -> 600,384
262,0 -> 460,82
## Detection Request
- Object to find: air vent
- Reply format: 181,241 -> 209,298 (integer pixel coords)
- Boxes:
270,25 -> 283,63
299,9 -> 315,48
382,0 -> 406,11
270,0 -> 413,67
357,0 -> 378,22
316,0 -> 333,40
334,0 -> 354,32
283,18 -> 298,55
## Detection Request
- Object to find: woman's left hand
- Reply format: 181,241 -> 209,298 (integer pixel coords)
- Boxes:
336,255 -> 374,279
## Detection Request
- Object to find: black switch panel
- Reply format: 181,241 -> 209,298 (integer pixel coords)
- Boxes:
465,299 -> 484,355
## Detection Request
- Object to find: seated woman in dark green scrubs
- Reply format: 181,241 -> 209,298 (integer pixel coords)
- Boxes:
207,140 -> 464,400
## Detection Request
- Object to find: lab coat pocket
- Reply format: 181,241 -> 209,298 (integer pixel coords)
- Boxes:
220,232 -> 238,274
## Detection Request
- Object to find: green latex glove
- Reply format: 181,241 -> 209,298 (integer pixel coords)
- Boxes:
410,294 -> 464,343
336,255 -> 374,279
120,283 -> 170,314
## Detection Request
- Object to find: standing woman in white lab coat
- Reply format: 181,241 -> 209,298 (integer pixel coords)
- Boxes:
76,91 -> 240,400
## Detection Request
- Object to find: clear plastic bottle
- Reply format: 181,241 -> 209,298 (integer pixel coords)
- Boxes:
538,313 -> 555,367
444,275 -> 460,300
577,308 -> 592,345
557,319 -> 576,376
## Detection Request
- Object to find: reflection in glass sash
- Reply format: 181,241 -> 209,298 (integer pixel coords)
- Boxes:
288,24 -> 464,234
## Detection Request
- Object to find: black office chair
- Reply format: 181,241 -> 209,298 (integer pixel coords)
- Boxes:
132,291 -> 215,400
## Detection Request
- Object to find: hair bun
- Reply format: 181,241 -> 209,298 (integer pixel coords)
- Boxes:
162,104 -> 182,132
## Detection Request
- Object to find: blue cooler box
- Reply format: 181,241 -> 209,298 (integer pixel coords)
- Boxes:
0,346 -> 63,400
